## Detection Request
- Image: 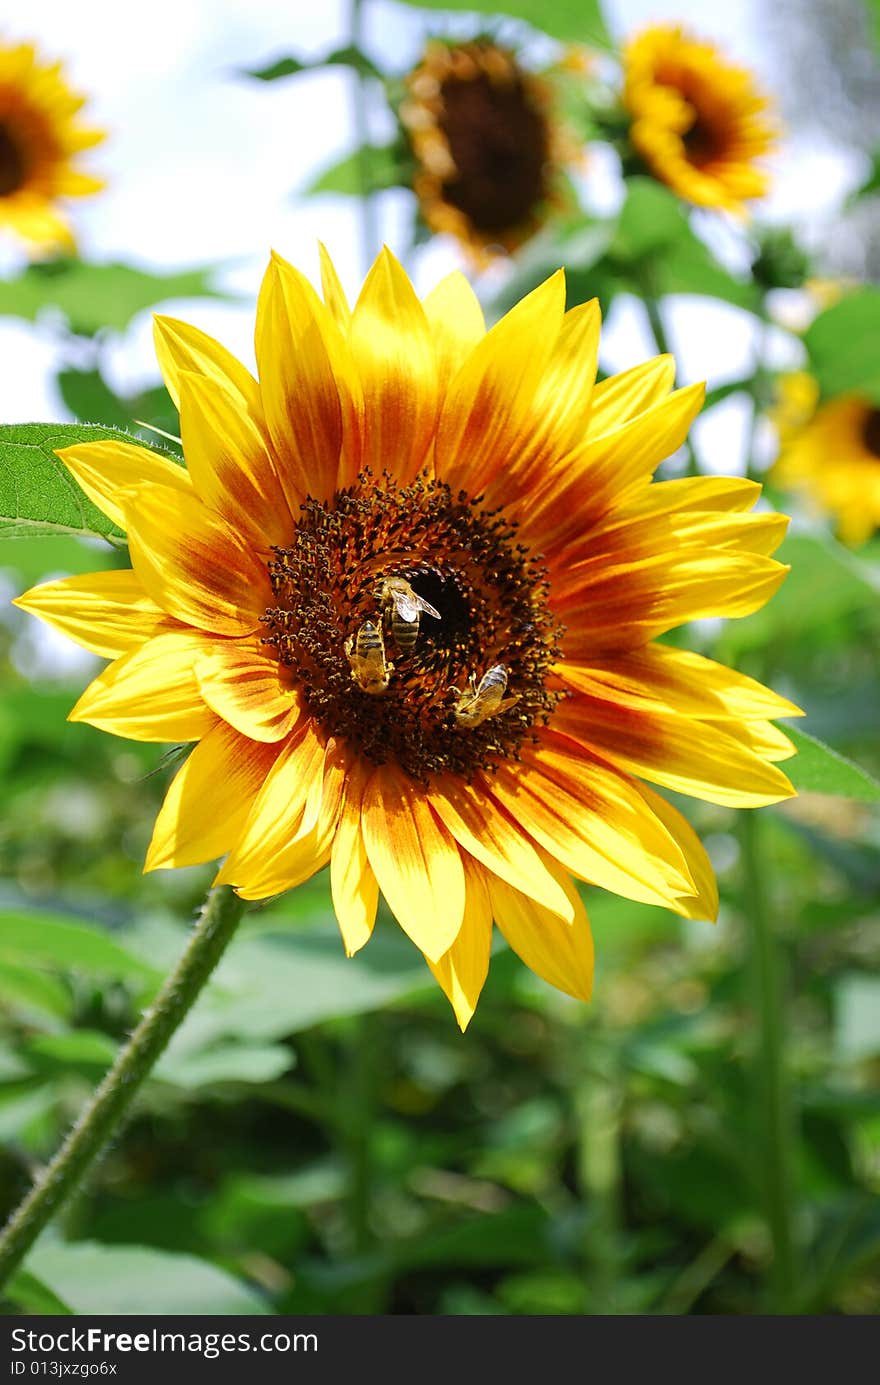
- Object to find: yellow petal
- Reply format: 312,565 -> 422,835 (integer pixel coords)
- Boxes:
152,314 -> 261,415
58,439 -> 192,530
319,241 -> 352,330
123,482 -> 269,636
349,247 -> 439,484
435,269 -> 566,497
589,354 -> 676,433
256,253 -> 352,509
551,692 -> 796,808
421,270 -> 486,402
216,721 -> 326,886
331,757 -> 379,956
488,856 -> 594,1002
558,548 -> 789,653
195,643 -> 302,742
361,763 -> 465,963
145,721 -> 281,870
177,370 -> 292,550
13,569 -> 171,658
561,646 -> 803,724
527,381 -> 706,551
69,630 -> 216,741
635,784 -> 719,921
487,740 -> 699,912
427,856 -> 493,1031
430,776 -> 575,922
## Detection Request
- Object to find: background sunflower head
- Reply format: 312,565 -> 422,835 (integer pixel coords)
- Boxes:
0,39 -> 105,255
772,372 -> 880,545
621,23 -> 778,214
399,38 -> 577,263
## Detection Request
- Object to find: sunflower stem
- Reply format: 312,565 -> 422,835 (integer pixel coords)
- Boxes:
349,0 -> 381,274
642,296 -> 700,477
575,1032 -> 624,1313
743,305 -> 772,482
740,807 -> 798,1311
0,884 -> 246,1290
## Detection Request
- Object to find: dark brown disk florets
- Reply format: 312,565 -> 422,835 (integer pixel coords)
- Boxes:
0,125 -> 26,197
262,471 -> 564,782
438,68 -> 550,235
862,408 -> 880,460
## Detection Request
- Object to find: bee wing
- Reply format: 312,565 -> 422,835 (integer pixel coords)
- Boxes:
393,591 -> 422,622
415,595 -> 441,620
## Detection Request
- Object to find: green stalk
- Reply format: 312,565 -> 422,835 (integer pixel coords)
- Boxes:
575,1033 -> 623,1313
642,297 -> 700,476
0,885 -> 246,1289
740,808 -> 797,1311
349,0 -> 380,274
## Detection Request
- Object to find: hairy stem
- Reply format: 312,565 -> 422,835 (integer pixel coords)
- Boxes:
0,885 -> 246,1289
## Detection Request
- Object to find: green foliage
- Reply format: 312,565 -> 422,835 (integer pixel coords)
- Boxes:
804,288 -> 880,403
0,423 -> 134,544
784,729 -> 880,802
389,0 -> 611,47
243,45 -> 381,82
57,368 -> 178,445
495,180 -> 757,317
0,259 -> 232,336
306,141 -> 412,196
10,1242 -> 267,1315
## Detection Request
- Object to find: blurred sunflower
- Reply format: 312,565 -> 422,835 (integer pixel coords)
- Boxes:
16,248 -> 800,1028
772,371 -> 880,545
622,24 -> 777,214
0,39 -> 105,253
400,39 -> 576,262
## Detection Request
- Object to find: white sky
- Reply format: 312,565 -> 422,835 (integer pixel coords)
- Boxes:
0,0 -> 866,473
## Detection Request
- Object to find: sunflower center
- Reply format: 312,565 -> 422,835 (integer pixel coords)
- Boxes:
862,408 -> 880,459
439,72 -> 549,234
262,471 -> 563,782
681,112 -> 722,167
0,124 -> 26,196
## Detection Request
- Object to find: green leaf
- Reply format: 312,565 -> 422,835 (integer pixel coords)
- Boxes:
804,287 -> 880,403
0,908 -> 162,988
0,961 -> 72,1022
0,422 -> 133,543
0,258 -> 232,336
4,1269 -> 74,1315
720,533 -> 880,654
154,1042 -> 294,1090
847,150 -> 880,205
391,0 -> 611,47
610,180 -> 758,309
783,728 -> 880,802
835,975 -> 880,1060
244,44 -> 381,82
24,1241 -> 268,1315
165,918 -> 433,1047
306,140 -> 409,196
57,368 -> 179,446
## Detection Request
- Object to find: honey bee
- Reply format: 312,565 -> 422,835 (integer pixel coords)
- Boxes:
345,620 -> 393,694
379,577 -> 440,654
452,664 -> 519,729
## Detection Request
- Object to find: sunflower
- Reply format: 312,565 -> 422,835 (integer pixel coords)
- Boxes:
772,372 -> 880,546
15,247 -> 800,1028
0,39 -> 104,253
400,39 -> 575,262
622,24 -> 777,214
